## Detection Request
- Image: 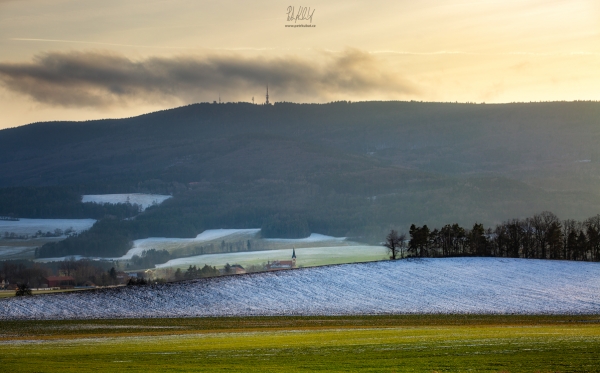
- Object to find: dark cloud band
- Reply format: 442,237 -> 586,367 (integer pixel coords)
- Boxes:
0,49 -> 415,107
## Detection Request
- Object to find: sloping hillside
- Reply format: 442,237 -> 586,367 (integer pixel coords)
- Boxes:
1,101 -> 600,186
2,101 -> 600,247
2,101 -> 600,187
2,258 -> 599,319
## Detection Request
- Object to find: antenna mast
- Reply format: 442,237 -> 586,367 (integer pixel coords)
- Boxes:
265,84 -> 270,105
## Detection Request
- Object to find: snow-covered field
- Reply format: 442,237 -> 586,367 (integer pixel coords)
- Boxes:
192,228 -> 261,241
0,245 -> 35,259
117,229 -> 261,260
2,258 -> 599,320
156,245 -> 388,270
265,233 -> 346,243
0,218 -> 96,236
0,219 -> 96,259
30,229 -> 351,262
34,255 -> 90,263
81,194 -> 171,211
0,238 -> 66,260
118,230 -> 352,261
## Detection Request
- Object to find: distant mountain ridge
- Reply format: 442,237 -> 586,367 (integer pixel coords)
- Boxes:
1,101 -> 600,244
2,101 -> 599,186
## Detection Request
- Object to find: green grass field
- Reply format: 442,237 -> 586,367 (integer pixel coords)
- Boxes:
155,245 -> 388,274
1,315 -> 600,372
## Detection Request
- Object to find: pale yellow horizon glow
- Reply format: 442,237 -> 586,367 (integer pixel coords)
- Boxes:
0,0 -> 598,128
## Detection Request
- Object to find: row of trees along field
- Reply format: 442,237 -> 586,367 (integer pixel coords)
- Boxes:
387,211 -> 600,261
1,259 -> 120,288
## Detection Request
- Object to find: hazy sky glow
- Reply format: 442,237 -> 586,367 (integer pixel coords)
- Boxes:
0,0 -> 598,128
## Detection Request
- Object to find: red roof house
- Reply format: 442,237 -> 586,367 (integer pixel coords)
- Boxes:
45,276 -> 75,288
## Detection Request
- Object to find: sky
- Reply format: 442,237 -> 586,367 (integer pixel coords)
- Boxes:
0,0 -> 599,128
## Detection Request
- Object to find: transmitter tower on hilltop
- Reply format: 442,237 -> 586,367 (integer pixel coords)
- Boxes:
265,84 -> 270,105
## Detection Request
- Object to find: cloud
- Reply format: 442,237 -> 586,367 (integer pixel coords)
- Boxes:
0,49 -> 416,107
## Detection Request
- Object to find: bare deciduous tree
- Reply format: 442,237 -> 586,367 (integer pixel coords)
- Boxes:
384,230 -> 406,260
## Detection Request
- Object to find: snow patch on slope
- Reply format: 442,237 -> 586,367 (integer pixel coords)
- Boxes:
264,233 -> 346,242
2,258 -> 600,320
116,229 -> 261,260
0,218 -> 96,236
81,194 -> 171,211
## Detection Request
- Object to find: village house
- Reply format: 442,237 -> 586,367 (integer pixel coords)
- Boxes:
116,271 -> 130,285
44,276 -> 75,289
219,264 -> 246,275
230,264 -> 246,274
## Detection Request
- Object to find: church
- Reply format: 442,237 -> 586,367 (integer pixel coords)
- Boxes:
266,248 -> 296,271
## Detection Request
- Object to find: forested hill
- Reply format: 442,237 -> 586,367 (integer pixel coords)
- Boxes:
2,101 -> 600,244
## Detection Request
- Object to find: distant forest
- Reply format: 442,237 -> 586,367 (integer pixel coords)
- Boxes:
0,187 -> 140,220
1,101 -> 600,258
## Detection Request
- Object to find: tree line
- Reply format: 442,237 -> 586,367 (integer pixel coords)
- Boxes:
387,211 -> 600,261
1,259 -> 120,288
172,264 -> 220,281
35,217 -> 134,258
